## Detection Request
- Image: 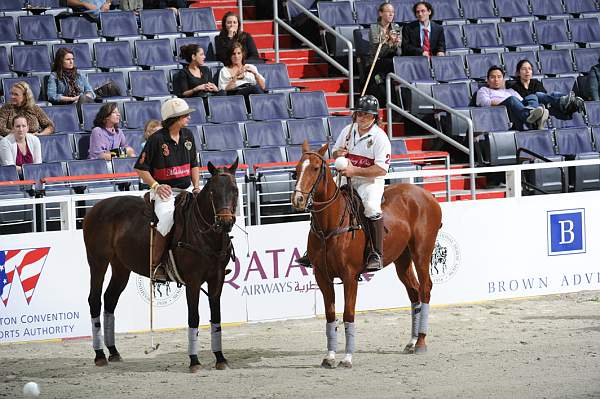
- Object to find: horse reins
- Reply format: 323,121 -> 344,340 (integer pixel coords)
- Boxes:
294,151 -> 341,213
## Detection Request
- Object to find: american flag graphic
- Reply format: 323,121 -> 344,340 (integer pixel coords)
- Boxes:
0,248 -> 50,306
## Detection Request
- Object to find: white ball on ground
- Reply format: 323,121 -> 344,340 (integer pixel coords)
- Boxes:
23,382 -> 40,397
335,157 -> 349,171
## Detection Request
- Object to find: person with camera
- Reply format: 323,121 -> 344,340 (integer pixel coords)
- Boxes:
88,103 -> 135,160
368,2 -> 402,86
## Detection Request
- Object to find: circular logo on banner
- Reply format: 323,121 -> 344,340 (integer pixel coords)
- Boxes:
136,276 -> 184,307
429,231 -> 460,284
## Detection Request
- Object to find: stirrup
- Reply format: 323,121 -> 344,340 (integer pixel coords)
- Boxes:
364,253 -> 383,272
152,263 -> 168,283
296,254 -> 312,268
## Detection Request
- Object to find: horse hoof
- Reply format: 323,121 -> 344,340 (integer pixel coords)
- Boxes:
189,364 -> 202,373
95,357 -> 108,367
337,360 -> 353,369
321,358 -> 336,369
215,361 -> 229,370
402,344 -> 415,354
414,345 -> 428,354
108,353 -> 123,362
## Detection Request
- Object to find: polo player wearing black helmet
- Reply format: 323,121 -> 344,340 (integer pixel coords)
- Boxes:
297,95 -> 391,272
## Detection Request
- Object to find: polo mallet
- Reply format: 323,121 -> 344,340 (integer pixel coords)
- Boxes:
145,225 -> 160,355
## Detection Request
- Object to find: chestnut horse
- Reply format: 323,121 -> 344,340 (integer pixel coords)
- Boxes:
291,143 -> 442,368
83,160 -> 239,372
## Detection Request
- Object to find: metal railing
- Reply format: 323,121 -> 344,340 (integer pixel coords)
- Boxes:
273,0 -> 354,108
385,72 -> 476,198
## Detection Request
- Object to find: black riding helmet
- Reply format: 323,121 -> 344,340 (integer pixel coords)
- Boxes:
351,95 -> 379,115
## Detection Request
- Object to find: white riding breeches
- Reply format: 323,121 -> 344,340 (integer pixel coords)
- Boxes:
150,187 -> 193,236
353,178 -> 385,218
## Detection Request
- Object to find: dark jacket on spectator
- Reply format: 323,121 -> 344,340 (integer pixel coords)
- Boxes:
401,21 -> 445,56
215,33 -> 259,64
173,66 -> 213,98
507,79 -> 546,98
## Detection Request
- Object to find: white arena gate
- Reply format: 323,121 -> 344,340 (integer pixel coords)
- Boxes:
1,159 -> 600,344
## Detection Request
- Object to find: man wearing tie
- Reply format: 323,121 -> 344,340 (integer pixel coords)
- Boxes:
401,1 -> 446,57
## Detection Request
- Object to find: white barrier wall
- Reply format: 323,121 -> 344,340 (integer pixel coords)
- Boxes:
2,191 -> 600,343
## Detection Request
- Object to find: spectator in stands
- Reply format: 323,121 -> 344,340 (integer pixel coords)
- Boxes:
0,115 -> 42,176
368,2 -> 402,85
401,1 -> 445,57
215,12 -> 261,64
120,0 -> 142,12
88,103 -> 135,160
218,41 -> 266,108
508,59 -> 584,120
142,119 -> 162,151
66,0 -> 111,18
0,81 -> 54,137
590,56 -> 600,101
173,44 -> 223,100
47,48 -> 95,105
476,66 -> 549,130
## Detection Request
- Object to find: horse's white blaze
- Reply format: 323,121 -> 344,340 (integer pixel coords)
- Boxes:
293,159 -> 311,205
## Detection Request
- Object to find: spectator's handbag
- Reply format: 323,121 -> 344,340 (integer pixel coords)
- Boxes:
94,80 -> 123,99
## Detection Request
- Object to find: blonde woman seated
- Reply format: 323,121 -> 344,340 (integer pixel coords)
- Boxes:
218,41 -> 266,108
0,81 -> 54,137
0,115 -> 42,175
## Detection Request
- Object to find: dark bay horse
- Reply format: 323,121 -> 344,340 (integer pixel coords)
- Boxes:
83,160 -> 239,372
291,142 -> 442,368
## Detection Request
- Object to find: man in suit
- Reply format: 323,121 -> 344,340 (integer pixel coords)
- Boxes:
401,1 -> 445,57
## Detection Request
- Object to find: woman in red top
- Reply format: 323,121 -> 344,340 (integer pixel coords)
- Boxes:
0,115 -> 42,175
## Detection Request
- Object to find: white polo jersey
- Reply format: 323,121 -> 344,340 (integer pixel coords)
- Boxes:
333,122 -> 391,184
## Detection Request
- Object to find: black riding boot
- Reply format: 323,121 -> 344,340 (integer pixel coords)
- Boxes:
151,230 -> 169,282
296,252 -> 312,268
365,217 -> 384,272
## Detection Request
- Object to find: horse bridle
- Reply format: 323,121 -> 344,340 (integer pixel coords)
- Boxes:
293,151 -> 340,212
195,172 -> 238,232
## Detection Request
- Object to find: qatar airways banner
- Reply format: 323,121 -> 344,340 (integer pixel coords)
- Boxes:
2,191 -> 600,343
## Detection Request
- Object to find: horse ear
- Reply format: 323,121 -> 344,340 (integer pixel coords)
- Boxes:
228,156 -> 239,174
302,139 -> 310,154
207,161 -> 217,176
318,142 -> 329,156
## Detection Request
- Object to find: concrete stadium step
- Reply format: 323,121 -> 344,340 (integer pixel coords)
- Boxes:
253,33 -> 294,49
291,77 -> 348,92
243,20 -> 274,35
207,5 -> 257,20
189,0 -> 236,6
286,63 -> 329,79
325,92 -> 350,108
402,135 -> 437,151
260,49 -> 320,63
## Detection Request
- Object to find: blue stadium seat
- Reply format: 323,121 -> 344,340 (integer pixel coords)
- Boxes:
585,101 -> 600,126
393,56 -> 434,82
203,123 -> 244,150
327,115 -> 352,142
555,127 -> 594,155
112,157 -> 138,173
12,45 -> 51,74
495,0 -> 533,20
255,63 -> 296,93
466,53 -> 501,80
287,117 -> 328,145
183,97 -> 208,125
432,82 -> 472,136
533,20 -> 575,50
286,0 -> 316,20
40,104 -> 81,133
121,130 -> 144,153
242,146 -> 285,174
431,55 -> 468,82
0,165 -> 27,198
52,43 -> 95,72
503,51 -> 540,77
538,50 -> 576,76
573,48 -> 600,73
462,24 -> 504,53
428,0 -> 461,21
245,120 -> 287,147
94,41 -> 140,78
285,145 -> 306,164
530,0 -> 566,17
99,11 -> 142,40
568,18 -> 600,47
471,106 -> 512,133
39,134 -> 75,162
59,15 -> 101,42
0,16 -> 20,46
563,0 -> 598,14
208,95 -> 248,123
477,131 -> 517,166
22,161 -> 66,191
249,93 -> 290,120
2,76 -> 43,102
515,130 -> 556,158
199,150 -> 239,167
317,1 -> 355,26
0,0 -> 23,12
541,77 -> 576,95
175,36 -> 217,62
129,70 -> 172,101
461,0 -> 497,21
81,102 -> 104,131
72,132 -> 90,159
0,47 -> 14,80
188,125 -> 203,150
18,15 -> 61,43
86,71 -> 129,100
550,112 -> 586,129
140,9 -> 183,43
123,101 -> 161,129
443,25 -> 468,54
290,91 -> 329,118
498,22 -> 540,51
135,39 -> 177,69
354,0 -> 380,25
66,159 -> 113,192
179,8 -> 218,34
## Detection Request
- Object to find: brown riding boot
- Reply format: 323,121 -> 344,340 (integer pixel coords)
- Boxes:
296,252 -> 312,268
365,217 -> 384,272
151,230 -> 169,282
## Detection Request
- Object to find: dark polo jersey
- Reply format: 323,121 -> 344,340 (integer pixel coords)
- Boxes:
134,127 -> 198,189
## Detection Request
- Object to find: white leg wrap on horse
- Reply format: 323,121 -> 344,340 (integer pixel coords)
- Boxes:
210,323 -> 222,353
188,327 -> 199,356
91,317 -> 103,351
326,321 -> 337,353
411,302 -> 422,338
344,322 -> 356,355
103,312 -> 115,348
418,303 -> 430,335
